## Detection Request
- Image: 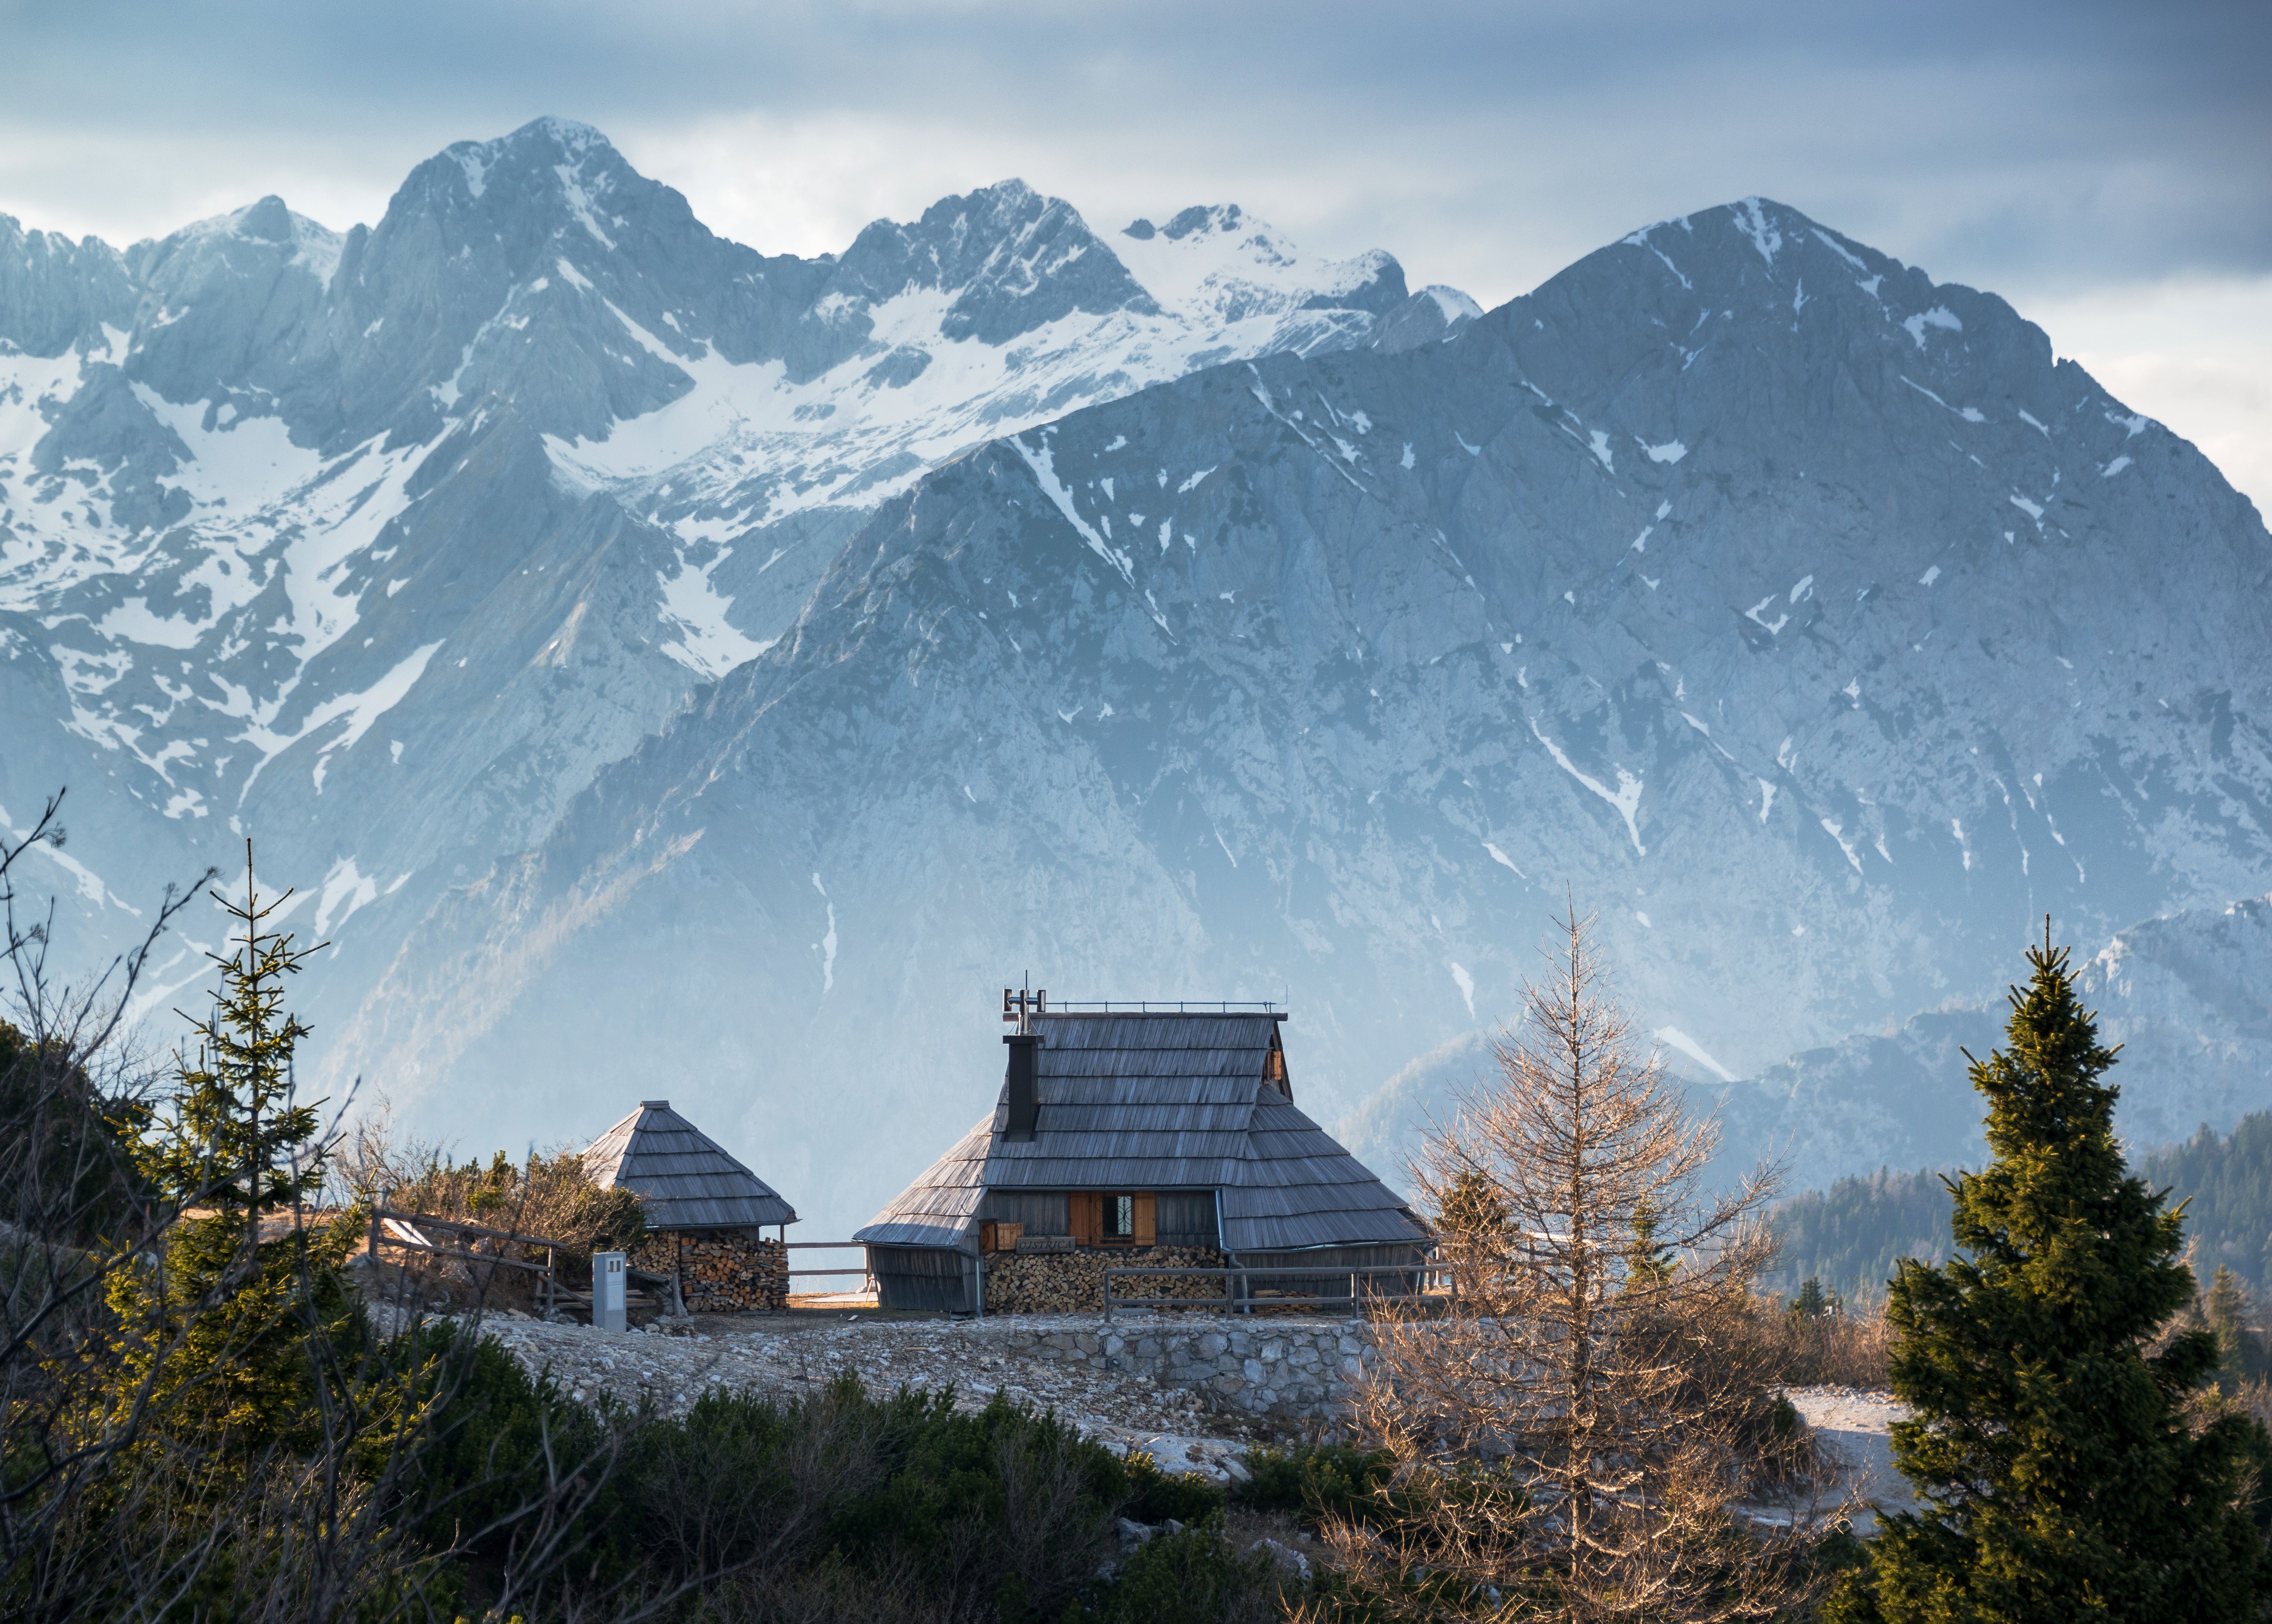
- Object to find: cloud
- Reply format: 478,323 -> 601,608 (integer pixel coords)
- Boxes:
6,0 -> 2268,293
2031,275 -> 2272,520
3,0 -> 2269,511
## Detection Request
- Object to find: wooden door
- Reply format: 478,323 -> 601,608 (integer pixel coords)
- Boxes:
1069,1192 -> 1100,1245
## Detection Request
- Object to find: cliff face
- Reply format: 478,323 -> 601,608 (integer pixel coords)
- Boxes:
319,199 -> 2269,1234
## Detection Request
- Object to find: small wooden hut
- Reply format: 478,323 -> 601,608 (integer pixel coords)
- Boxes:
582,1100 -> 797,1311
855,1010 -> 1429,1312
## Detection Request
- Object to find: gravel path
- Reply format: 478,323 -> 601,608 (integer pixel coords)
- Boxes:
1786,1385 -> 1913,1530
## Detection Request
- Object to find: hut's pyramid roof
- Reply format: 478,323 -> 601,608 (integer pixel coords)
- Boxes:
856,1012 -> 1426,1254
582,1100 -> 797,1230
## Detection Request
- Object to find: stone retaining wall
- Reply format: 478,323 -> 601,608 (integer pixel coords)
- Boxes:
996,1318 -> 1374,1423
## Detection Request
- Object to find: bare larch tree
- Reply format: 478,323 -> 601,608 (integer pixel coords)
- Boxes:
1338,906 -> 1852,1621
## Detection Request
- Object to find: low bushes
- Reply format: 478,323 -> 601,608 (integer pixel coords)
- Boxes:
1752,1294 -> 1892,1388
1071,1521 -> 1293,1624
388,1149 -> 645,1255
357,1147 -> 648,1314
1122,1448 -> 1231,1525
1234,1442 -> 1399,1530
395,1341 -> 1281,1621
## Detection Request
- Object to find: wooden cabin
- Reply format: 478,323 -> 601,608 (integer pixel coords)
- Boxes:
582,1100 -> 798,1310
854,1010 -> 1429,1312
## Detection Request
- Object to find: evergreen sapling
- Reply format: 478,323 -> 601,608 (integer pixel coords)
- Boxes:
103,847 -> 359,1458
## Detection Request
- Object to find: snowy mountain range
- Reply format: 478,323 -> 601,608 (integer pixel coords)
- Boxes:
4,121 -> 2266,1236
0,116 -> 1464,1025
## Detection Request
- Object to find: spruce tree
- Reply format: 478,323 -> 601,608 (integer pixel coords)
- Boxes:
1844,925 -> 2272,1621
2203,1265 -> 2261,1394
103,846 -> 359,1456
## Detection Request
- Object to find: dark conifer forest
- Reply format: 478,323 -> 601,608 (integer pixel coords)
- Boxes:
1770,1112 -> 2272,1305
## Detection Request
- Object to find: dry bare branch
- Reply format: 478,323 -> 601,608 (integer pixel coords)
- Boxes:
1339,905 -> 1859,1621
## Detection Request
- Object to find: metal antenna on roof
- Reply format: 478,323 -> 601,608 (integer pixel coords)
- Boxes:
1001,978 -> 1047,1035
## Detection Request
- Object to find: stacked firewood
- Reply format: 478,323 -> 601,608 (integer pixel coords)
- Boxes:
633,1232 -> 789,1311
982,1246 -> 1226,1314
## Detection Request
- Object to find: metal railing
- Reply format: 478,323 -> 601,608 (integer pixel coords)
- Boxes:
1100,1262 -> 1446,1322
1042,1000 -> 1282,1014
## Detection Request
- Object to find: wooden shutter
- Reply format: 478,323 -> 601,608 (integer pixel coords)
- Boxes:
1070,1193 -> 1098,1246
1264,1031 -> 1291,1096
1133,1193 -> 1156,1248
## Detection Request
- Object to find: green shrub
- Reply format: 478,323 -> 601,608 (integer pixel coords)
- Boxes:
538,1378 -> 1123,1620
1073,1519 -> 1291,1624
1121,1447 -> 1228,1525
1234,1441 -> 1399,1528
391,1322 -> 618,1573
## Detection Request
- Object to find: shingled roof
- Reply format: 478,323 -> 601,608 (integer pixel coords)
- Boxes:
856,1012 -> 1427,1255
582,1100 -> 797,1230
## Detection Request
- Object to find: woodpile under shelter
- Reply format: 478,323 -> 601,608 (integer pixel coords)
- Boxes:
854,1007 -> 1429,1313
582,1100 -> 797,1312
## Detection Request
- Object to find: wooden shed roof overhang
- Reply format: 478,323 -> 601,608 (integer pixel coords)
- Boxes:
582,1100 -> 798,1230
855,1011 -> 1427,1257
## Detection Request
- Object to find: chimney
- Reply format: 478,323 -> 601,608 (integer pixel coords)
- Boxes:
1003,1034 -> 1039,1141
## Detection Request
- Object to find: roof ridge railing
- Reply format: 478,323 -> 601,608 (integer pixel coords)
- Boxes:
1039,1000 -> 1283,1014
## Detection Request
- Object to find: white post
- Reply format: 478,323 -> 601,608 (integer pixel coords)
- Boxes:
594,1250 -> 627,1332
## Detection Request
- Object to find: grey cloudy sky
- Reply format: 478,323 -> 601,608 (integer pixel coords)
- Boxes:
5,0 -> 2268,504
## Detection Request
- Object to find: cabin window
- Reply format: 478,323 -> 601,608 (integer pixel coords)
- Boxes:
1073,1192 -> 1155,1246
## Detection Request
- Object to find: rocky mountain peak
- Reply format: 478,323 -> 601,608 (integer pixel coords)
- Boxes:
825,180 -> 1159,347
0,214 -> 134,357
129,195 -> 343,288
427,115 -> 633,210
1121,203 -> 1248,242
231,194 -> 296,243
1540,195 -> 2023,373
1370,284 -> 1483,353
313,119 -> 789,446
1110,200 -> 1408,334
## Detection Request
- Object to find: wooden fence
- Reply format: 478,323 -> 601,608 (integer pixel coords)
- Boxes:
367,1207 -> 682,1321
